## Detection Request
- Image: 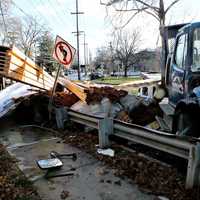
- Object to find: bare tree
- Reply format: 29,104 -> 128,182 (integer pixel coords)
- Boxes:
0,0 -> 43,56
0,0 -> 14,45
100,0 -> 180,81
93,46 -> 110,71
19,16 -> 45,57
5,17 -> 22,46
113,29 -> 141,77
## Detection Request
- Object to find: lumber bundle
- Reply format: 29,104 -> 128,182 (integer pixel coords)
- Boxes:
0,45 -> 89,101
0,46 -> 54,90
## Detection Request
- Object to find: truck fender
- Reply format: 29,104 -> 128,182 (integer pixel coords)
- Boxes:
175,100 -> 199,115
172,100 -> 199,136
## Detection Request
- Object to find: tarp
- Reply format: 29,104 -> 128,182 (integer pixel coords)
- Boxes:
0,83 -> 36,118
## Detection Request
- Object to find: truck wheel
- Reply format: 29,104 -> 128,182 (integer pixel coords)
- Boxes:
172,109 -> 198,137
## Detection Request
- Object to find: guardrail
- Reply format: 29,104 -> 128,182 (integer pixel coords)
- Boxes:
55,107 -> 200,189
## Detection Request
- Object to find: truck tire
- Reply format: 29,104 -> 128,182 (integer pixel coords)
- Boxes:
172,107 -> 198,137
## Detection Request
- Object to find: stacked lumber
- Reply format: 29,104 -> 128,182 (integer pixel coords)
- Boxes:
0,46 -> 54,90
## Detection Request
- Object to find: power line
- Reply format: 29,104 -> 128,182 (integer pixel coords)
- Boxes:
0,0 -> 8,44
55,0 -> 73,24
11,0 -> 31,18
28,0 -> 48,25
48,0 -> 70,27
11,0 -> 45,28
39,0 -> 63,27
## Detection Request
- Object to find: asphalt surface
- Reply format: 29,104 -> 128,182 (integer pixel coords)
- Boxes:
0,123 -> 155,200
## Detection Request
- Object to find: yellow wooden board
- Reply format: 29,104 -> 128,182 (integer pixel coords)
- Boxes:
0,46 -> 54,90
59,77 -> 87,102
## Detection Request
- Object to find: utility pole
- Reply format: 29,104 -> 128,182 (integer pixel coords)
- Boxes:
82,32 -> 88,75
71,0 -> 84,80
72,31 -> 88,76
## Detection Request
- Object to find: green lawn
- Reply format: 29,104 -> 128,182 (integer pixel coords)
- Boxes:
93,76 -> 142,85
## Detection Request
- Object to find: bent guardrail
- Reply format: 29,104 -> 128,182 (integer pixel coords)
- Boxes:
55,108 -> 200,189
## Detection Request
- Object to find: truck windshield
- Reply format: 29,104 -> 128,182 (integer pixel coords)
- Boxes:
192,28 -> 200,72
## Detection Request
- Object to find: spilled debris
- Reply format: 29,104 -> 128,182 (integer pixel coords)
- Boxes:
97,148 -> 115,157
0,45 -> 162,128
0,81 -> 162,129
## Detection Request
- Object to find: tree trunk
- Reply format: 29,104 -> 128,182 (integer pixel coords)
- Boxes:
124,66 -> 128,77
159,0 -> 168,86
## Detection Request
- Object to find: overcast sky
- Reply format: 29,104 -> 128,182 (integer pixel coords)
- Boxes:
13,0 -> 200,62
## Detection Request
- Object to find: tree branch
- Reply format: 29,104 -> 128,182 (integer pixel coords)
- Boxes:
116,10 -> 142,29
144,10 -> 160,21
135,0 -> 159,11
165,0 -> 180,14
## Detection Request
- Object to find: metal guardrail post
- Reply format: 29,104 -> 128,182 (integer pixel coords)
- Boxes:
186,143 -> 200,189
55,107 -> 68,129
98,117 -> 113,148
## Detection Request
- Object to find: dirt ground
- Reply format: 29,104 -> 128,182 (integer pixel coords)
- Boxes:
0,144 -> 40,200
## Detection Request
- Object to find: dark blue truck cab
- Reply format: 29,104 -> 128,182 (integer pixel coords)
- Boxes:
161,22 -> 200,137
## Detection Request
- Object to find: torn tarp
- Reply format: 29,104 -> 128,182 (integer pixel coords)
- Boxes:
0,83 -> 37,118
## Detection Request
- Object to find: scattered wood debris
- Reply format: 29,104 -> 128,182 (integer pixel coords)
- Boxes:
85,86 -> 128,104
54,91 -> 79,107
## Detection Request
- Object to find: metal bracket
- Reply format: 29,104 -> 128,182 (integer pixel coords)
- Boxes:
186,142 -> 200,189
98,117 -> 113,148
55,107 -> 68,129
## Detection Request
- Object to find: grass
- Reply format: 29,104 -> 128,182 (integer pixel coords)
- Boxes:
93,76 -> 142,85
129,88 -> 139,95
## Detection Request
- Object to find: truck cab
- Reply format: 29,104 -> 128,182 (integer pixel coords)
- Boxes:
161,22 -> 200,137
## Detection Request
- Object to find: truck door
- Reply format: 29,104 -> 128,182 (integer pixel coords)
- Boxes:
168,33 -> 188,105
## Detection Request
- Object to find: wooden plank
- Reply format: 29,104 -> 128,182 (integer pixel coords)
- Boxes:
9,49 -> 54,83
9,56 -> 54,85
0,65 -> 53,88
0,71 -> 51,90
59,77 -> 87,102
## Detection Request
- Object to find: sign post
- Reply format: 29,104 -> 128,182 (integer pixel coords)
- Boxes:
49,36 -> 76,119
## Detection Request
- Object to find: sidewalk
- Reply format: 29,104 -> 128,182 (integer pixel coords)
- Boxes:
1,125 -> 154,200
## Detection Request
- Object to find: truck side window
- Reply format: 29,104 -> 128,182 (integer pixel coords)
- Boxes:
175,34 -> 187,69
192,28 -> 200,72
